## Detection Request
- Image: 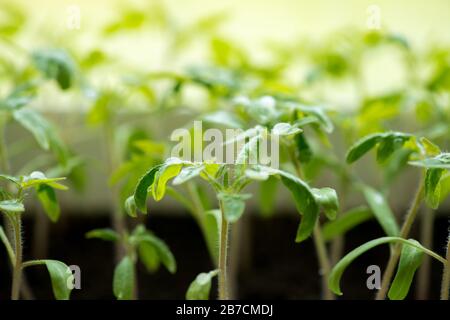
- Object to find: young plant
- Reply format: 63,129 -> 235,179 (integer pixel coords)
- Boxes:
328,132 -> 450,299
0,171 -> 72,300
86,224 -> 176,300
127,125 -> 338,300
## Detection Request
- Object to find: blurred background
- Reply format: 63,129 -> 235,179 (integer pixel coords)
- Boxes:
0,0 -> 449,300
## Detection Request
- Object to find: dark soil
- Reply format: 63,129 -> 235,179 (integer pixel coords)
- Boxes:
0,211 -> 447,300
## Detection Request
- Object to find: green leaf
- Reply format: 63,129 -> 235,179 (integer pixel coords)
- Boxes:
362,185 -> 399,236
289,103 -> 334,133
152,160 -> 183,201
13,109 -> 50,150
186,270 -> 219,300
21,171 -> 67,190
388,240 -> 424,300
409,153 -> 450,169
246,165 -> 318,242
134,164 -> 162,213
0,174 -> 19,185
346,132 -> 412,164
86,228 -> 120,242
202,111 -> 244,129
328,237 -> 442,296
124,195 -> 137,217
173,165 -> 204,185
139,242 -> 160,273
32,49 -> 76,90
322,206 -> 373,241
295,134 -> 313,163
259,176 -> 278,217
280,174 -> 318,243
113,256 -> 135,300
312,187 -> 339,220
44,260 -> 73,300
271,122 -> 302,136
131,229 -> 176,274
0,199 -> 24,213
218,193 -> 251,223
424,168 -> 445,209
36,184 -> 60,222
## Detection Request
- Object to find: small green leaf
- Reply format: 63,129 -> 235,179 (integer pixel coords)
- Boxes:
32,49 -> 75,90
124,195 -> 137,217
186,270 -> 219,300
113,256 -> 135,300
134,164 -> 162,213
44,260 -> 73,300
388,240 -> 424,300
362,185 -> 399,236
131,229 -> 176,274
424,168 -> 445,209
86,228 -> 120,242
312,187 -> 339,220
218,193 -> 251,223
295,134 -> 313,163
0,199 -> 24,213
323,206 -> 373,241
139,242 -> 160,273
36,184 -> 60,222
289,103 -> 334,133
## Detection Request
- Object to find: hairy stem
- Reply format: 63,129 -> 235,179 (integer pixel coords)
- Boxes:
416,206 -> 434,299
376,177 -> 424,300
313,222 -> 335,300
218,201 -> 229,300
11,215 -> 23,300
441,235 -> 450,300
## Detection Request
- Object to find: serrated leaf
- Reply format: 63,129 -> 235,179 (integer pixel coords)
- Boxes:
186,270 -> 219,300
312,187 -> 339,220
322,206 -> 373,241
86,228 -> 120,242
388,240 -> 424,300
113,256 -> 135,300
362,185 -> 399,236
36,184 -> 60,222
